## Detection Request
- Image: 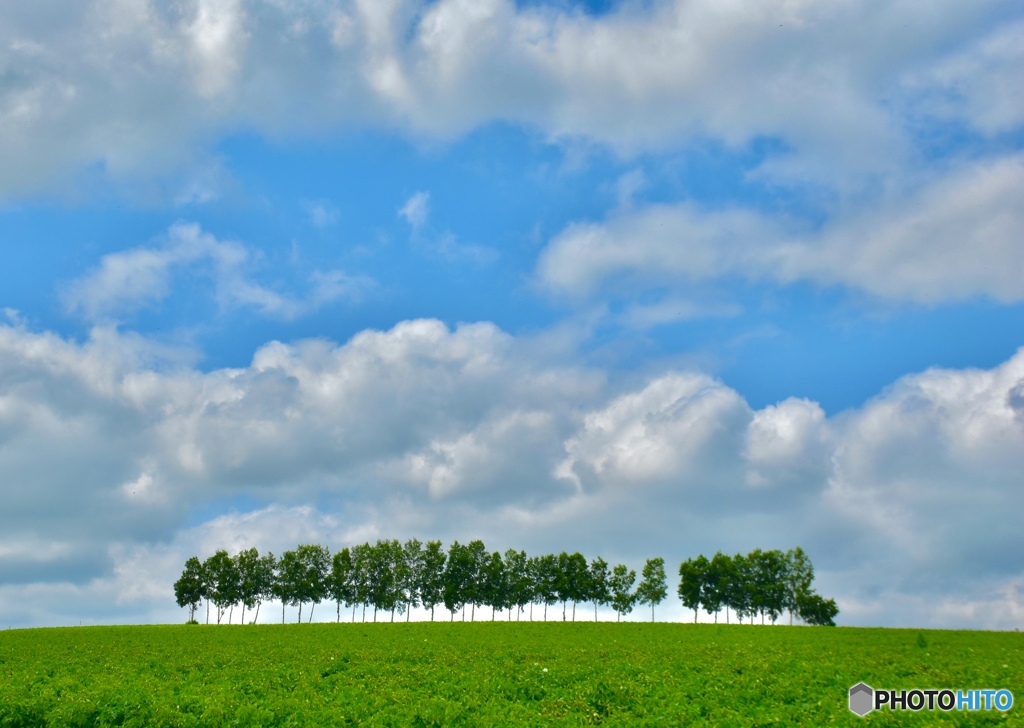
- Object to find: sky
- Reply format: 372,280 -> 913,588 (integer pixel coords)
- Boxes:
1,0 -> 1023,630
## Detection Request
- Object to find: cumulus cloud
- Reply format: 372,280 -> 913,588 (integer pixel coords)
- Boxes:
538,153 -> 1024,303
0,0 -> 1019,196
61,222 -> 370,322
2,319 -> 1022,628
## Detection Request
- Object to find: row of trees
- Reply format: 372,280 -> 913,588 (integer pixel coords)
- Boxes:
678,547 -> 838,626
174,540 -> 836,626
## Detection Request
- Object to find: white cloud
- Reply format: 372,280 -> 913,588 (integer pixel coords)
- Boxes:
61,222 -> 369,322
0,0 -> 1019,196
538,154 -> 1024,303
399,191 -> 430,230
0,319 -> 1023,629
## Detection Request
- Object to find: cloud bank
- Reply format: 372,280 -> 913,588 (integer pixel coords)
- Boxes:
2,0 -> 1021,196
0,319 -> 1022,628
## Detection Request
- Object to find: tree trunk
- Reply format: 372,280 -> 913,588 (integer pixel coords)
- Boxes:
651,604 -> 654,622
714,611 -> 717,624
694,608 -> 697,624
725,607 -> 728,624
362,603 -> 366,623
282,601 -> 285,624
471,603 -> 475,622
373,606 -> 377,622
544,603 -> 547,621
595,603 -> 598,621
431,606 -> 435,621
407,607 -> 411,622
255,602 -> 261,623
206,599 -> 210,625
563,602 -> 566,621
390,608 -> 394,623
241,604 -> 245,625
298,603 -> 302,624
352,604 -> 356,623
572,602 -> 576,622
309,603 -> 315,623
229,605 -> 233,625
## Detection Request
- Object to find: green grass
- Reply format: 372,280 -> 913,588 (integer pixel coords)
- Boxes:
0,623 -> 1021,726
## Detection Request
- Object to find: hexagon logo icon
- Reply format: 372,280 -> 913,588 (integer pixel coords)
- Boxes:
849,683 -> 874,716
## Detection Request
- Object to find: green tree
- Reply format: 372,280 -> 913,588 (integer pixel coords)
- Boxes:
537,554 -> 560,621
351,543 -> 372,622
252,551 -> 276,623
204,550 -> 240,625
705,552 -> 735,624
797,592 -> 839,626
588,557 -> 611,621
329,547 -> 356,623
482,551 -> 508,620
677,556 -> 705,623
443,541 -> 471,621
235,547 -> 272,625
418,540 -> 447,621
274,548 -> 302,623
174,556 -> 205,623
295,543 -> 331,623
729,552 -> 755,624
637,557 -> 667,622
401,538 -> 424,622
555,551 -> 588,621
609,564 -> 636,621
464,540 -> 488,621
784,547 -> 814,626
503,549 -> 530,621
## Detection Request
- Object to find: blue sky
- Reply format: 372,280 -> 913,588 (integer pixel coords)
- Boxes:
1,0 -> 1023,629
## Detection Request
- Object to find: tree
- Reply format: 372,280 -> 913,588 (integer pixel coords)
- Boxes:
401,538 -> 424,622
609,564 -> 637,621
329,548 -> 356,623
174,556 -> 205,622
783,547 -> 814,626
727,552 -> 754,625
677,556 -> 705,623
797,592 -> 838,626
419,540 -> 447,621
205,550 -> 240,625
482,551 -> 508,620
295,543 -> 331,623
252,551 -> 276,623
503,549 -> 530,621
275,548 -> 303,624
588,557 -> 611,621
705,552 -> 734,624
235,547 -> 267,625
637,557 -> 667,622
464,540 -> 488,621
443,541 -> 470,621
351,543 -> 372,622
555,551 -> 588,621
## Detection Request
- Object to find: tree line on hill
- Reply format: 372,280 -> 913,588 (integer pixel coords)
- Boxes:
174,540 -> 838,627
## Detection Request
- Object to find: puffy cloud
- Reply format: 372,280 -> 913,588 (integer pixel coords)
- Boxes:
538,154 -> 1024,303
0,0 -> 1019,196
61,222 -> 370,322
0,319 -> 1023,629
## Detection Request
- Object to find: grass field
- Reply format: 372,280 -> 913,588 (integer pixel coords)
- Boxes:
0,622 -> 1020,726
